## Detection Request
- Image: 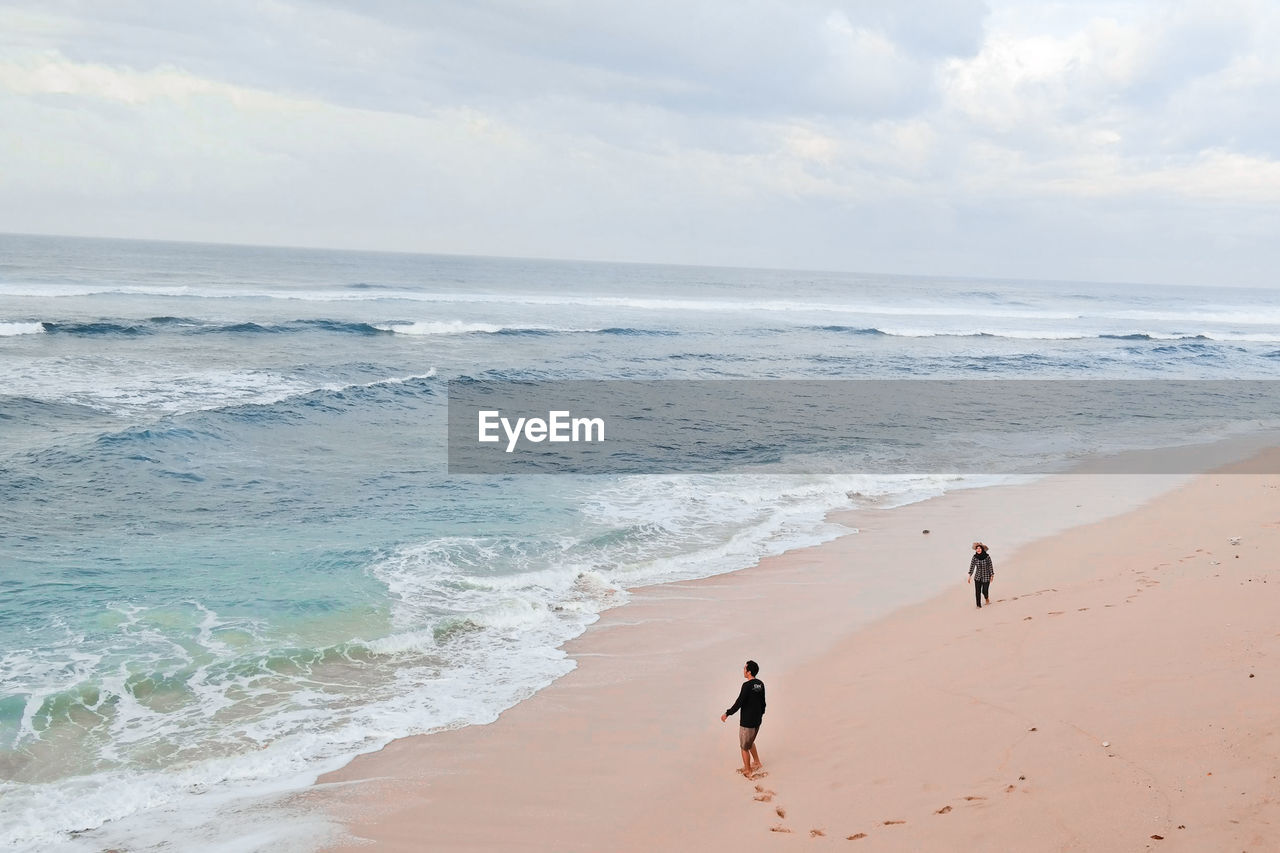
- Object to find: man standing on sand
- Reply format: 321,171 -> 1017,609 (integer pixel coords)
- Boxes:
720,660 -> 766,778
968,541 -> 995,608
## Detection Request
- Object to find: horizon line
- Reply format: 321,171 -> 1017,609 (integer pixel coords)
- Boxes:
0,229 -> 1256,293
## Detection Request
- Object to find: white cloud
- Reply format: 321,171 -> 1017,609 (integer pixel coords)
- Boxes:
0,52 -> 314,109
0,1 -> 1278,285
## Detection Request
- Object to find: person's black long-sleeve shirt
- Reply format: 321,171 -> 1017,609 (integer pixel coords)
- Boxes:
725,678 -> 766,728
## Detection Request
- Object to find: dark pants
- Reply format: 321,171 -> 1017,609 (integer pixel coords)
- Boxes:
974,580 -> 990,607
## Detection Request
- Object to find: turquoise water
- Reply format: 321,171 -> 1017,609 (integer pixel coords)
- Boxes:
3,234 -> 1280,850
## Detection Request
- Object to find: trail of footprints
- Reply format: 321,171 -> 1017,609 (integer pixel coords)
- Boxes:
1006,546 -> 1258,624
997,551 -> 1226,622
996,548 -> 1239,619
750,780 -> 1007,840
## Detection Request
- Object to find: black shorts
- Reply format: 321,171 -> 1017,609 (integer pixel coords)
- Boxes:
739,726 -> 759,750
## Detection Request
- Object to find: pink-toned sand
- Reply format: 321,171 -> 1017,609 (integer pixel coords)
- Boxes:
310,457 -> 1280,852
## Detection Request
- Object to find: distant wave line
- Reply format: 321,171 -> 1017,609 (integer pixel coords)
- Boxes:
808,326 -> 1279,342
7,318 -> 676,338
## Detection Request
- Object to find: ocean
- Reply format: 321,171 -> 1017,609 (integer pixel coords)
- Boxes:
2,233 -> 1280,851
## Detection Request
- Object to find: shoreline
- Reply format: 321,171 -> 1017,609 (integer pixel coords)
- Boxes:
304,443 -> 1280,851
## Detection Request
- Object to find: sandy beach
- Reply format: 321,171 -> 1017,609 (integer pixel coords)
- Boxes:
311,453 -> 1280,852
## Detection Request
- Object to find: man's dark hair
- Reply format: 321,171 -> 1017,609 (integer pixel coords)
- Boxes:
745,660 -> 759,677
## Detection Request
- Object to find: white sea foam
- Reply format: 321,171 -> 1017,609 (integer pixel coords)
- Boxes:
375,320 -> 611,335
378,320 -> 557,335
0,361 -> 316,417
377,320 -> 511,335
0,322 -> 45,336
872,327 -> 1090,340
0,573 -> 583,852
0,360 -> 436,418
1191,332 -> 1280,342
344,369 -> 437,389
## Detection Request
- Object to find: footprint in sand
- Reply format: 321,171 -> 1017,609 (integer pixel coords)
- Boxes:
770,825 -> 791,833
810,829 -> 826,837
936,805 -> 952,814
846,833 -> 868,840
776,807 -> 787,819
1078,607 -> 1089,611
962,796 -> 986,801
883,819 -> 906,825
1005,785 -> 1017,792
1048,611 -> 1064,615
753,793 -> 773,802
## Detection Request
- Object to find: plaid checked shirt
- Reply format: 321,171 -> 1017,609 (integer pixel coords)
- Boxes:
969,553 -> 994,582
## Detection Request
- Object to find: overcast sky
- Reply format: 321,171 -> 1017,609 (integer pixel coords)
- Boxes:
1,1 -> 1277,286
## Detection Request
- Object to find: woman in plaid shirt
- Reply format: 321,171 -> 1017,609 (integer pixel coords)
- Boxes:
968,542 -> 994,608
